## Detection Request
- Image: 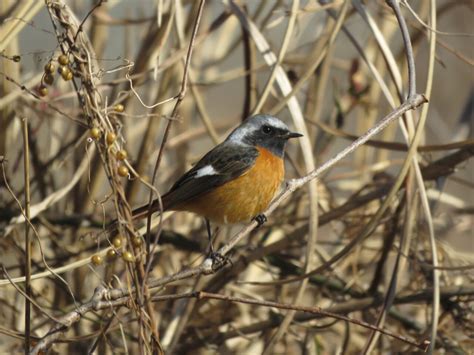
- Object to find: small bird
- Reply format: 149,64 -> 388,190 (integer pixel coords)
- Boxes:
132,114 -> 302,238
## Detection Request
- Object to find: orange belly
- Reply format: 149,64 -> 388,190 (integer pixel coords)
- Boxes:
177,147 -> 284,224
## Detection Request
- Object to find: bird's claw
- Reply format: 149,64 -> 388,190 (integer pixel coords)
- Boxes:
209,252 -> 231,270
254,214 -> 267,227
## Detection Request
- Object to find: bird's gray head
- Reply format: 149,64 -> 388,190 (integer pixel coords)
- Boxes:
226,114 -> 302,157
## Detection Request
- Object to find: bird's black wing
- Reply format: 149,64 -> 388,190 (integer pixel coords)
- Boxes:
161,143 -> 259,210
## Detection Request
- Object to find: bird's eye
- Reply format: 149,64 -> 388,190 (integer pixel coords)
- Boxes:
262,125 -> 273,134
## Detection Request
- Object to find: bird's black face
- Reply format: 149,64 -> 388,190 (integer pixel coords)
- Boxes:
242,122 -> 302,157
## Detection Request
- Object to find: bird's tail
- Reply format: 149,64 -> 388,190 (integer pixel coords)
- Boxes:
105,195 -> 172,236
106,195 -> 172,234
130,195 -> 171,221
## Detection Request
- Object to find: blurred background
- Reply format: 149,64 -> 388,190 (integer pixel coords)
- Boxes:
0,0 -> 472,353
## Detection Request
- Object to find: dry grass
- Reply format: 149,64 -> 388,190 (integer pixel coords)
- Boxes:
0,0 -> 473,354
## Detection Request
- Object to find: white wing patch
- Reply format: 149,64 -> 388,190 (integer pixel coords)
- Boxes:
194,165 -> 217,178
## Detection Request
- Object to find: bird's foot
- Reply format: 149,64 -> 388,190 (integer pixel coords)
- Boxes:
208,251 -> 232,270
253,214 -> 267,227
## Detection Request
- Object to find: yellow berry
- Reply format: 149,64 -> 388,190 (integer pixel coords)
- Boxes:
91,254 -> 103,265
116,149 -> 127,160
112,236 -> 123,248
106,132 -> 116,145
90,127 -> 101,139
131,236 -> 143,247
38,86 -> 48,97
114,104 -> 124,113
44,62 -> 55,73
106,249 -> 117,260
61,68 -> 73,81
122,251 -> 134,262
58,54 -> 69,65
44,73 -> 54,86
117,165 -> 129,177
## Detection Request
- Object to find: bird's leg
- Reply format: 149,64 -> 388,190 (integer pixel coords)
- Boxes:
204,218 -> 229,269
205,218 -> 215,254
253,214 -> 267,227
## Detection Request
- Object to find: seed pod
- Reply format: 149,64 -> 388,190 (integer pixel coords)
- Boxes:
117,165 -> 129,177
61,68 -> 73,81
106,132 -> 116,145
116,149 -> 127,160
38,85 -> 48,97
107,249 -> 117,260
122,251 -> 134,262
90,127 -> 101,139
44,73 -> 54,86
131,236 -> 143,247
44,62 -> 55,73
58,54 -> 69,65
112,236 -> 123,248
91,254 -> 103,265
114,104 -> 125,113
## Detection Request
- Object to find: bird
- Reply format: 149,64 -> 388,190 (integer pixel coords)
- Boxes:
131,114 -> 302,250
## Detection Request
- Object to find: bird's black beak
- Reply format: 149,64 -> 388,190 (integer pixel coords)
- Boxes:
285,131 -> 303,139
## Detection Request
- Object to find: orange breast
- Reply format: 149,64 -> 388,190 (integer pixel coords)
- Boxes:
178,147 -> 284,224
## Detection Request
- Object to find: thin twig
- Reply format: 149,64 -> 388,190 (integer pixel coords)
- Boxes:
34,281 -> 474,353
251,0 -> 299,114
73,0 -> 104,43
386,0 -> 417,98
21,117 -> 31,352
143,0 -> 207,287
192,291 -> 429,351
418,2 -> 440,353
